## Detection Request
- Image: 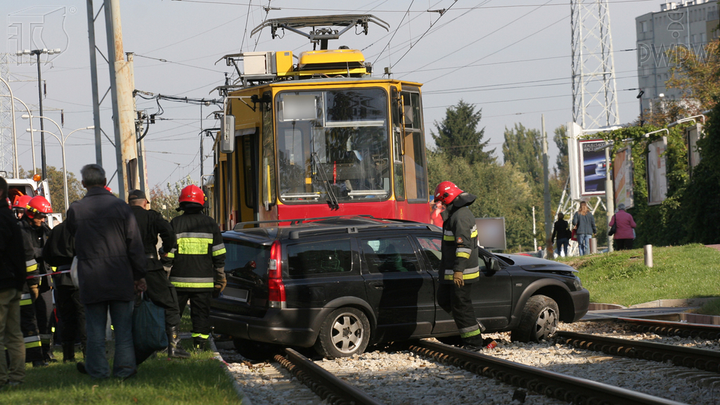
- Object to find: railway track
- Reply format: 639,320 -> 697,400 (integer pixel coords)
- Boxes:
617,317 -> 720,339
556,330 -> 720,373
409,339 -> 684,405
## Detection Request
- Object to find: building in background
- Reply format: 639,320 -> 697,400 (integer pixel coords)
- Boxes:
636,1 -> 719,114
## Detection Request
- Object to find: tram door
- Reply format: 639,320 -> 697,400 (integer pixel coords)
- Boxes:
236,132 -> 259,225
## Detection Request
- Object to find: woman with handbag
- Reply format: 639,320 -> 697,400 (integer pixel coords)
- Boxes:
609,203 -> 636,250
572,201 -> 596,256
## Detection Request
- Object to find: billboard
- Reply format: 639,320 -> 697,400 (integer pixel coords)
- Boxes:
579,139 -> 607,196
475,218 -> 506,251
647,137 -> 667,206
613,146 -> 633,210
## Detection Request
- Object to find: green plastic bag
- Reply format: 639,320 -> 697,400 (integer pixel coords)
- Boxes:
133,293 -> 168,359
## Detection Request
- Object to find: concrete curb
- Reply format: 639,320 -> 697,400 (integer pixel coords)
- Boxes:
209,338 -> 253,405
590,297 -> 718,310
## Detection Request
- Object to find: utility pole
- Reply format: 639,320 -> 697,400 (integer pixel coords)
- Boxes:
542,115 -> 553,259
87,0 -> 104,166
103,0 -> 137,200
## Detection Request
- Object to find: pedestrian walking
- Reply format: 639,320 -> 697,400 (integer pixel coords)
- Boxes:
572,201 -> 596,256
42,220 -> 85,363
18,195 -> 53,367
0,176 -> 28,388
65,164 -> 146,379
127,189 -> 190,361
609,203 -> 636,250
433,181 -> 496,350
167,185 -> 226,351
551,212 -> 572,257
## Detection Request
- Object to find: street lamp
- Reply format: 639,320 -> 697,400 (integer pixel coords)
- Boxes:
0,76 -> 18,177
0,95 -> 36,174
26,125 -> 94,213
16,48 -> 62,180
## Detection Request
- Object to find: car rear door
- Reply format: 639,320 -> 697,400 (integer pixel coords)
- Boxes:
359,233 -> 435,341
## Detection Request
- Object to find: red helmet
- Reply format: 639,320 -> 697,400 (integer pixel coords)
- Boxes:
179,185 -> 205,205
26,196 -> 52,219
12,195 -> 32,210
434,181 -> 463,206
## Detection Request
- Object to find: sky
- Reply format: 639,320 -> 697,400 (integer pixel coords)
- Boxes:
0,0 -> 663,193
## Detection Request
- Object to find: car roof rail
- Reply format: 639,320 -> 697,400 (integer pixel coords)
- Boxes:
233,215 -> 376,231
287,221 -> 431,240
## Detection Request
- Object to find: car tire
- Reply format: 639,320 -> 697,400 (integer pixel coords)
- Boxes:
511,295 -> 559,342
233,338 -> 282,361
314,307 -> 370,359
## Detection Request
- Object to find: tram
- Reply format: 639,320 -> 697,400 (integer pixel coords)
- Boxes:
210,15 -> 431,229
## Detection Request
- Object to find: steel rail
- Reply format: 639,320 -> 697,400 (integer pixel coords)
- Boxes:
557,331 -> 720,372
617,317 -> 720,339
274,348 -> 384,405
411,339 -> 683,405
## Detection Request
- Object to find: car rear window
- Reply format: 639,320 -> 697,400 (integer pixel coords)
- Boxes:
286,239 -> 352,277
224,239 -> 271,279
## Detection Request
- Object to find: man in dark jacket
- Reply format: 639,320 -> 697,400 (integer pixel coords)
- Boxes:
65,164 -> 146,379
128,189 -> 189,360
0,177 -> 28,387
42,220 -> 85,363
434,181 -> 495,350
167,185 -> 226,351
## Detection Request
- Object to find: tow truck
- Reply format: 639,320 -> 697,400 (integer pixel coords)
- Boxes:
3,171 -> 61,226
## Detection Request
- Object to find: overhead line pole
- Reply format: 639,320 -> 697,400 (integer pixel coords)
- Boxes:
86,0 -> 104,166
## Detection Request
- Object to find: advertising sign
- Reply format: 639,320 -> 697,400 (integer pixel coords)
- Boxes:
579,139 -> 607,196
475,218 -> 506,251
613,146 -> 633,210
686,124 -> 702,175
647,137 -> 668,206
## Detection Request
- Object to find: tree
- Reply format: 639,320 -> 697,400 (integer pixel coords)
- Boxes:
666,40 -> 720,112
149,176 -> 195,221
431,100 -> 495,164
502,123 -> 542,185
18,166 -> 83,215
553,125 -> 569,181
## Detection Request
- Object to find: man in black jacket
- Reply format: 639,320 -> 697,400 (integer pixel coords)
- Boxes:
128,189 -> 189,360
0,177 -> 28,387
434,181 -> 495,350
167,185 -> 226,351
65,164 -> 146,379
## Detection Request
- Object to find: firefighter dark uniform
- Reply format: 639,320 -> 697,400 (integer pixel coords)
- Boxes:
42,220 -> 85,363
18,196 -> 54,366
435,181 -> 494,349
128,189 -> 190,360
167,185 -> 226,351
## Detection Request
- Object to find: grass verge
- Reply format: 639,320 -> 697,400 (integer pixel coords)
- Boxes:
560,244 -> 720,308
2,320 -> 243,404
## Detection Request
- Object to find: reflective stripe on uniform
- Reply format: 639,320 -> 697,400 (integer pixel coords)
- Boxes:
456,248 -> 472,259
459,325 -> 481,338
443,266 -> 481,281
170,276 -> 214,289
191,333 -> 209,339
177,232 -> 213,255
39,334 -> 52,344
443,230 -> 454,241
24,335 -> 41,348
470,224 -> 478,239
26,259 -> 37,272
211,243 -> 226,256
20,293 -> 32,306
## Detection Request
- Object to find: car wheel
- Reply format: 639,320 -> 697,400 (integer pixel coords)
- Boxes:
314,307 -> 370,359
511,295 -> 559,342
233,338 -> 282,361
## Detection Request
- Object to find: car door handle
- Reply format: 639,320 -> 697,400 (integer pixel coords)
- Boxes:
368,281 -> 384,289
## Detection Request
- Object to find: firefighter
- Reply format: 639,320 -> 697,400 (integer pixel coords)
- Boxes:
167,185 -> 226,351
434,181 -> 496,350
12,195 -> 31,220
18,195 -> 55,366
127,189 -> 190,360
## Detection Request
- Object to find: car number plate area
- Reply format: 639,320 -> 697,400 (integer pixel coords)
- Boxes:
223,287 -> 249,303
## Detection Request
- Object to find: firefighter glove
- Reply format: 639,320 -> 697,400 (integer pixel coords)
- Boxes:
453,271 -> 464,288
30,284 -> 39,300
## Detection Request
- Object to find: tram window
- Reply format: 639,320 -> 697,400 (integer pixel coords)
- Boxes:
276,88 -> 390,203
279,94 -> 319,121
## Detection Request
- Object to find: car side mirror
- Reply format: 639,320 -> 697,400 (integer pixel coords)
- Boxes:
488,257 -> 501,273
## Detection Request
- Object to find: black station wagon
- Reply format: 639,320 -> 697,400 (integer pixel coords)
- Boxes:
209,216 -> 589,359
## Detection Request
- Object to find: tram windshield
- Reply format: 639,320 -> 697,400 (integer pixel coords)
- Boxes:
276,88 -> 390,203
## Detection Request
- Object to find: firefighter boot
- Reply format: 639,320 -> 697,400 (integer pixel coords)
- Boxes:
192,337 -> 207,352
167,326 -> 191,359
62,343 -> 76,363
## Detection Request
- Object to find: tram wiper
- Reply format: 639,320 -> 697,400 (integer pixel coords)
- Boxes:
311,152 -> 340,210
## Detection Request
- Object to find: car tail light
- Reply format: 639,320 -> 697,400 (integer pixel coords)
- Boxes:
268,240 -> 286,308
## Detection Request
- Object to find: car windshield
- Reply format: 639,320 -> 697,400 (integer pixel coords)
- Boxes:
275,88 -> 390,203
